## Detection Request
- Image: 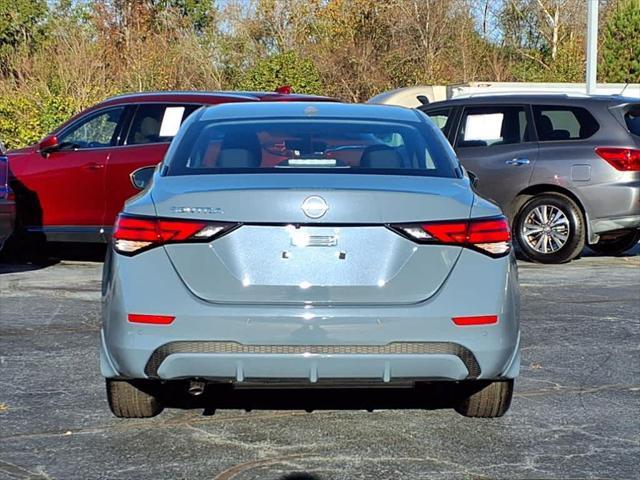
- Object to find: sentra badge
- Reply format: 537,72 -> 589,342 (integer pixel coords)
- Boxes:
170,207 -> 224,215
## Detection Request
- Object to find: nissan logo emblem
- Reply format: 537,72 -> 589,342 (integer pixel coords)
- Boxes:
302,196 -> 329,219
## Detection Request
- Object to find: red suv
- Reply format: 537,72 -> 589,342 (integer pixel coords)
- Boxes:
8,90 -> 334,243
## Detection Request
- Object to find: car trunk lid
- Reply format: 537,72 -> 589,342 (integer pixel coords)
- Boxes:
152,174 -> 472,306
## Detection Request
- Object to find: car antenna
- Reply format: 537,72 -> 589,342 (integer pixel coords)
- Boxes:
416,95 -> 430,105
619,83 -> 629,96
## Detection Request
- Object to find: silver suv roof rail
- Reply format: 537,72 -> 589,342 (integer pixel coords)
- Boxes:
452,91 -> 591,99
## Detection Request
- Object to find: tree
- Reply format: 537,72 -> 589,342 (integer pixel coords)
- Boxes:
311,0 -> 392,101
601,0 -> 640,83
245,0 -> 323,54
497,0 -> 587,81
161,0 -> 216,32
0,0 -> 48,60
499,0 -> 585,58
239,50 -> 322,94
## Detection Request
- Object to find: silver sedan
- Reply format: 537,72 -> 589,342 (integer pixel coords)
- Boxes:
101,102 -> 520,419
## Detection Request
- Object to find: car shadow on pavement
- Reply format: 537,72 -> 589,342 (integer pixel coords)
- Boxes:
581,241 -> 640,257
513,241 -> 640,262
47,242 -> 108,262
155,381 -> 484,414
0,242 -> 107,274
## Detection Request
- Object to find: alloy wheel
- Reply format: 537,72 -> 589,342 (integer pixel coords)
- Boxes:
521,204 -> 570,254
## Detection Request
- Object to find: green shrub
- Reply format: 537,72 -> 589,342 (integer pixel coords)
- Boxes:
0,91 -> 80,149
239,51 -> 323,94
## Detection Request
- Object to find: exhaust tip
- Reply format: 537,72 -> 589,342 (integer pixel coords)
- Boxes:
188,380 -> 206,396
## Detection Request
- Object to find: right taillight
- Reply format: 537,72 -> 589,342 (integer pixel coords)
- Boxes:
113,214 -> 238,256
595,147 -> 640,171
391,216 -> 511,257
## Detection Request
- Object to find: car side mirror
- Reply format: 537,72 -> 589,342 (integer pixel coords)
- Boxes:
130,166 -> 156,190
38,135 -> 59,155
0,140 -> 6,156
467,170 -> 479,189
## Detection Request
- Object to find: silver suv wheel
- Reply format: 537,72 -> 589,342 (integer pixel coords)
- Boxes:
521,205 -> 570,254
515,193 -> 585,264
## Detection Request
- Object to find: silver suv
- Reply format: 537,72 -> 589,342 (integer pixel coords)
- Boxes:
420,94 -> 640,263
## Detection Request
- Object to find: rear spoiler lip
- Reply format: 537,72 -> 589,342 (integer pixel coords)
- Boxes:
607,101 -> 640,136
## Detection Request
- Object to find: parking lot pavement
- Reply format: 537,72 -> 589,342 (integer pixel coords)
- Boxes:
0,247 -> 639,480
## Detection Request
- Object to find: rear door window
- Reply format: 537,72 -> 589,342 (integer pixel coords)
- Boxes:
532,105 -> 599,141
456,106 -> 531,148
624,108 -> 640,137
420,108 -> 453,136
125,104 -> 201,145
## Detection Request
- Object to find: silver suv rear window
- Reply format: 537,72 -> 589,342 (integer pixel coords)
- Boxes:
625,108 -> 640,137
532,105 -> 599,141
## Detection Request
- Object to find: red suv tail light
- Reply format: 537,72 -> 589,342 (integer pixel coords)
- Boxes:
391,216 -> 511,257
595,147 -> 640,171
275,85 -> 292,94
113,214 -> 238,255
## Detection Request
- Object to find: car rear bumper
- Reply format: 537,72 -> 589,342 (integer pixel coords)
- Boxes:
581,174 -> 640,241
0,199 -> 16,245
589,214 -> 640,238
142,340 -> 484,380
101,247 -> 521,384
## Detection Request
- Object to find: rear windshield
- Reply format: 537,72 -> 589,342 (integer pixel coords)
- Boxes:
625,108 -> 640,137
166,119 -> 459,178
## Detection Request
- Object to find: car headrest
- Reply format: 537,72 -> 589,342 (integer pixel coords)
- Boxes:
360,145 -> 403,169
219,132 -> 262,166
500,114 -> 520,144
539,115 -> 554,136
222,132 -> 259,149
135,117 -> 160,144
217,148 -> 260,168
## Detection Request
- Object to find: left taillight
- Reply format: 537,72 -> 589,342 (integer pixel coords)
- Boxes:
391,216 -> 511,257
112,214 -> 238,255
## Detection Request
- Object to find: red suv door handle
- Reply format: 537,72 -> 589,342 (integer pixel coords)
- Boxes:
83,162 -> 104,171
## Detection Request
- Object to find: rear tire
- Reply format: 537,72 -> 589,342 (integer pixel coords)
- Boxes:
514,194 -> 585,264
106,379 -> 164,418
589,229 -> 640,256
454,380 -> 513,418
